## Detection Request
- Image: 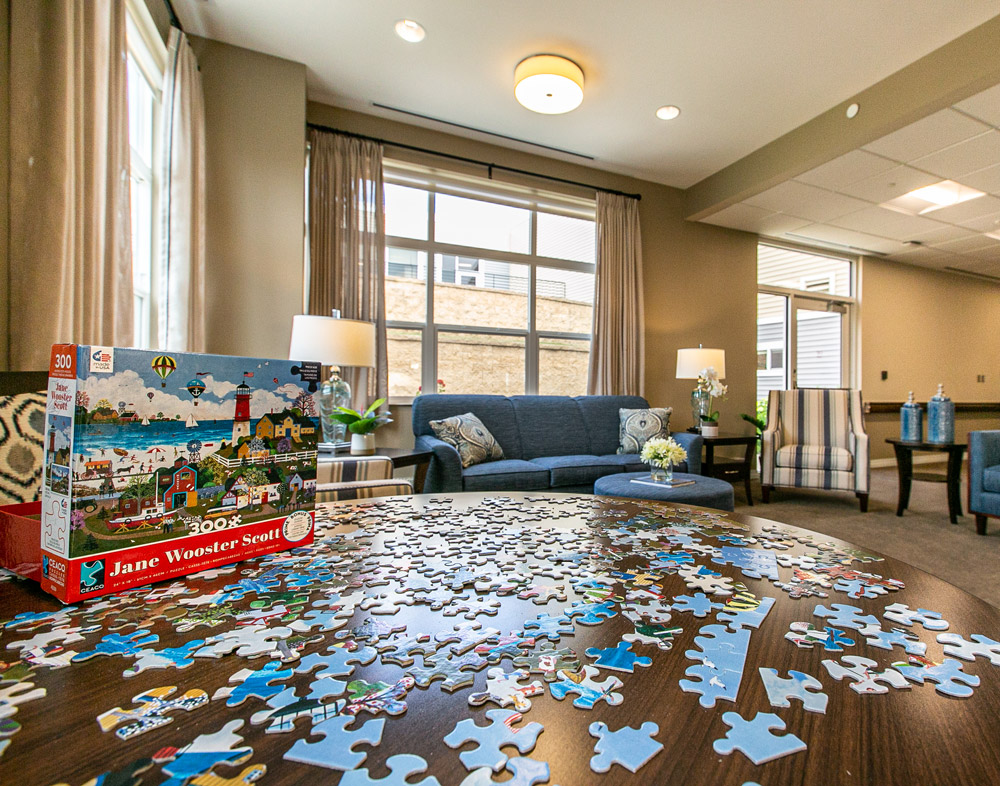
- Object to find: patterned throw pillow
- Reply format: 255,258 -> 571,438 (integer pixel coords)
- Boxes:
0,392 -> 46,504
617,407 -> 672,454
430,412 -> 504,469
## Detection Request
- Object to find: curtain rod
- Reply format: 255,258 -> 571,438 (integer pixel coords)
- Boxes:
163,0 -> 183,32
306,122 -> 642,201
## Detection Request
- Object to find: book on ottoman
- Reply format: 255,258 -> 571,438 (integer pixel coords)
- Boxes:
40,344 -> 322,602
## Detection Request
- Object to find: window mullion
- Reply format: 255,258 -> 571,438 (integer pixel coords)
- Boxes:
527,211 -> 538,394
423,191 -> 436,395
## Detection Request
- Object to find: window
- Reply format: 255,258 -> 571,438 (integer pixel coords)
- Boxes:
125,1 -> 166,348
756,243 -> 857,401
383,161 -> 596,400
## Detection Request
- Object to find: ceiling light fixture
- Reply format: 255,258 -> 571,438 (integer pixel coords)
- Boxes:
394,19 -> 426,43
514,55 -> 584,114
656,105 -> 681,121
880,180 -> 986,215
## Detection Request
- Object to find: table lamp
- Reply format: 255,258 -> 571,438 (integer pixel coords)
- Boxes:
676,346 -> 726,430
289,312 -> 376,445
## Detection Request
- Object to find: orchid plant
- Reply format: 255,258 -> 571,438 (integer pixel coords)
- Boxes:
696,366 -> 728,423
640,436 -> 688,469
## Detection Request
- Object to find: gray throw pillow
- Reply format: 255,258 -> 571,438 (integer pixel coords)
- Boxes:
430,412 -> 504,469
617,407 -> 672,454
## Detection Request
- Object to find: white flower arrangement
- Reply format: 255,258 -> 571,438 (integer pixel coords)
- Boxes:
640,436 -> 687,468
697,366 -> 728,422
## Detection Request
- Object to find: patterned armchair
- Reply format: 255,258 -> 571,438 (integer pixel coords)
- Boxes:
761,389 -> 870,512
0,372 -> 48,505
969,430 -> 1000,536
315,455 -> 413,502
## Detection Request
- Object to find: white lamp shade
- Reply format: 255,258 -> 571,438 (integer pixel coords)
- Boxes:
676,347 -> 726,379
289,315 -> 376,367
514,55 -> 584,114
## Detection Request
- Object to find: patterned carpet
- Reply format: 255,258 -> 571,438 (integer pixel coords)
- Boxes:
734,466 -> 1000,609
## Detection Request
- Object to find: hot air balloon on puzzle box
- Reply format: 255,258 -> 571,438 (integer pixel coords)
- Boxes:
36,344 -> 324,602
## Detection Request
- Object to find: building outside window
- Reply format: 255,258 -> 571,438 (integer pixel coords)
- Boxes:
383,160 -> 596,401
756,242 -> 857,404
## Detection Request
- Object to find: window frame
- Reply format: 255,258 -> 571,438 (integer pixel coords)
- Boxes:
384,161 -> 596,403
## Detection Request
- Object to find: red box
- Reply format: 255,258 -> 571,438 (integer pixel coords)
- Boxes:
0,501 -> 42,582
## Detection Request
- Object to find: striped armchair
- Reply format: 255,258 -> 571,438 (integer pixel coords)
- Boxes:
316,455 -> 413,503
761,389 -> 870,512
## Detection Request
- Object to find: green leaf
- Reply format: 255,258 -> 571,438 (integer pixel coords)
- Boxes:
363,398 -> 387,418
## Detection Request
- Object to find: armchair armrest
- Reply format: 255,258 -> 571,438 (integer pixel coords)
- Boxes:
670,431 -> 703,475
414,434 -> 464,493
970,430 -> 1000,501
761,404 -> 781,486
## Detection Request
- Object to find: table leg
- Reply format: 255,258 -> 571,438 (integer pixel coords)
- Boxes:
893,443 -> 912,517
704,443 -> 715,477
946,448 -> 964,524
742,440 -> 754,506
412,461 -> 429,494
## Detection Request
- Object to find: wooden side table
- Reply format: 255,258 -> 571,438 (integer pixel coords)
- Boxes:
886,437 -> 967,524
319,446 -> 433,493
696,432 -> 758,506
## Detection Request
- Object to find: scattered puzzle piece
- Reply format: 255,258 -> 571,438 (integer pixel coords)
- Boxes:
936,633 -> 1000,665
444,709 -> 544,772
861,625 -> 927,655
713,711 -> 807,765
882,603 -> 949,631
468,667 -> 544,712
512,643 -> 581,682
589,721 -> 662,773
670,593 -> 722,617
822,655 -> 910,694
785,622 -> 855,652
339,753 -> 441,786
212,661 -> 293,707
97,686 -> 209,739
160,719 -> 253,786
521,612 -> 574,642
71,630 -> 159,662
584,640 -> 652,673
565,601 -> 617,626
407,651 -> 487,692
711,547 -> 779,581
548,665 -> 624,709
812,603 -> 880,631
758,668 -> 827,713
891,655 -> 980,698
283,716 -> 385,770
124,640 -> 206,678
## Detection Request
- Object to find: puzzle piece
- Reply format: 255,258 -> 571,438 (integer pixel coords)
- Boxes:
677,565 -> 734,596
196,626 -> 292,659
522,612 -> 574,642
444,709 -> 544,772
473,632 -> 537,663
337,617 -> 407,644
758,668 -> 827,713
97,686 -> 209,740
212,661 -> 294,707
548,665 -> 624,709
589,721 -> 662,773
503,757 -> 550,786
377,633 -> 436,666
294,643 -> 378,681
584,640 -> 652,673
406,651 -> 487,692
861,625 -> 927,655
712,711 -> 807,765
468,667 -> 545,712
160,719 -> 253,786
283,716 -> 385,770
622,616 -> 683,652
359,591 -> 418,616
812,603 -> 880,631
717,594 -> 775,631
679,624 -> 751,708
517,584 -> 566,604
288,599 -> 354,633
190,764 -> 267,786
936,633 -> 1000,665
784,622 -> 855,652
71,630 -> 159,662
0,679 -> 46,718
882,603 -> 949,631
4,624 -> 100,652
442,597 -> 502,620
248,684 -> 343,733
821,655 -> 910,694
341,677 -> 415,717
711,547 -> 779,581
512,643 -> 581,682
890,655 -> 980,698
124,640 -> 206,678
339,754 -> 441,786
774,580 -> 828,599
833,579 -> 888,599
565,601 -> 617,626
670,593 -> 722,617
622,599 -> 673,625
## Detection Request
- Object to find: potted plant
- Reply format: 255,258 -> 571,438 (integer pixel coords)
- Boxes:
330,398 -> 393,455
640,436 -> 688,484
696,367 -> 728,437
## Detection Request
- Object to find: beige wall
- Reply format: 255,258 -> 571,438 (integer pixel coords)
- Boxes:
860,257 -> 1000,460
188,37 -> 306,359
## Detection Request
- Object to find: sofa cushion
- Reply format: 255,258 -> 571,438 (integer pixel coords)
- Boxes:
618,407 -> 672,454
776,444 -> 853,472
413,395 -> 523,459
461,460 -> 550,492
983,464 -> 1000,494
430,413 -> 504,468
529,455 -> 625,487
510,396 -> 590,459
574,395 -> 649,455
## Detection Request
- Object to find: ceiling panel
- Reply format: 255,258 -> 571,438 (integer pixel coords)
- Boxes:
744,181 -> 869,223
955,83 -> 1000,127
910,130 -> 1000,179
955,163 -> 1000,195
957,211 -> 1000,234
828,206 -> 945,240
836,165 -> 940,204
925,194 -> 1000,224
929,233 -> 1000,253
794,150 -> 897,190
861,109 -> 989,162
701,203 -> 811,235
789,224 -> 900,254
901,223 -> 980,244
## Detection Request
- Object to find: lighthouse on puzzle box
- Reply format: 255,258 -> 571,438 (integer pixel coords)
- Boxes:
232,376 -> 252,444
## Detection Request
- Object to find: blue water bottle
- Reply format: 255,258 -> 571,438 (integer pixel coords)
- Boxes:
926,383 -> 954,444
900,391 -> 923,442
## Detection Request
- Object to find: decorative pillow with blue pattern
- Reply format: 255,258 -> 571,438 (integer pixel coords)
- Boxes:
617,407 -> 672,454
430,412 -> 504,468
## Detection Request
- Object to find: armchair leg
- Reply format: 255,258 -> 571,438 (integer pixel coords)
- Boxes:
762,486 -> 773,503
976,514 -> 988,536
857,493 -> 869,513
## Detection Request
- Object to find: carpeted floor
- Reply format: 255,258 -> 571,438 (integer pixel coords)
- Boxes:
733,466 -> 1000,608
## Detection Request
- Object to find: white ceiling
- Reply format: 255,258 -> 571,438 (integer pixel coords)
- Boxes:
704,87 -> 1000,278
174,0 -> 998,188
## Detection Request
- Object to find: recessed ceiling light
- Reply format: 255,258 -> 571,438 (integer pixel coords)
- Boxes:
656,105 -> 681,121
394,19 -> 426,43
846,103 -> 860,119
514,55 -> 584,115
880,179 -> 986,215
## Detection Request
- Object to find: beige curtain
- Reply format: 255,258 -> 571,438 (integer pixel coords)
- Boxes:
159,26 -> 206,352
588,192 -> 644,396
307,128 -> 388,405
8,0 -> 133,369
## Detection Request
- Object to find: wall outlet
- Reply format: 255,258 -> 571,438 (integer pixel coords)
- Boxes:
881,370 -> 888,381
977,374 -> 986,383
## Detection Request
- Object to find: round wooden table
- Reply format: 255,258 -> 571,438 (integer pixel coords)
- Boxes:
1,493 -> 999,786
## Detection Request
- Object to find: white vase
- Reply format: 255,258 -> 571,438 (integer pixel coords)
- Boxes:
700,422 -> 719,437
350,432 -> 376,455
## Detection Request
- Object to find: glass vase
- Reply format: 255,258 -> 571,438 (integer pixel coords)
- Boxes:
649,461 -> 674,484
691,388 -> 711,428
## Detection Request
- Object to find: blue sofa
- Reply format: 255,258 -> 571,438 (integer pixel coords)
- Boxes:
969,430 -> 1000,536
412,394 -> 702,494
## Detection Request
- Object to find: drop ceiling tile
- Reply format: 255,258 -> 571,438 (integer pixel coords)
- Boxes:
930,234 -> 1000,253
903,223 -> 979,244
700,203 -> 810,237
925,194 -> 1000,224
955,83 -> 1000,128
910,130 -> 1000,179
837,165 -> 939,204
828,206 -> 944,241
960,164 -> 1000,195
862,109 -> 990,162
957,211 -> 1000,234
885,246 -> 954,268
788,224 -> 900,254
744,181 -> 869,223
795,150 -> 897,190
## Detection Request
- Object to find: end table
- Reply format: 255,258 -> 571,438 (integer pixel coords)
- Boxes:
886,437 -> 967,524
694,432 -> 758,506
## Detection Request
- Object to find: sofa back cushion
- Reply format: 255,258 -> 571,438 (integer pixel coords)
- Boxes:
574,395 -> 649,455
509,396 -> 592,459
412,394 -> 523,459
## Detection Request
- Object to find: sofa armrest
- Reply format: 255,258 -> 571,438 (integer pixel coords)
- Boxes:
670,431 -> 703,475
970,430 -> 1000,501
414,434 -> 464,493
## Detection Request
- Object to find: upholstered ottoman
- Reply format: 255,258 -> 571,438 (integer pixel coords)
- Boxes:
593,472 -> 735,512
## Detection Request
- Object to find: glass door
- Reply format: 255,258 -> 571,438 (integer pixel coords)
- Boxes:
791,297 -> 848,389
